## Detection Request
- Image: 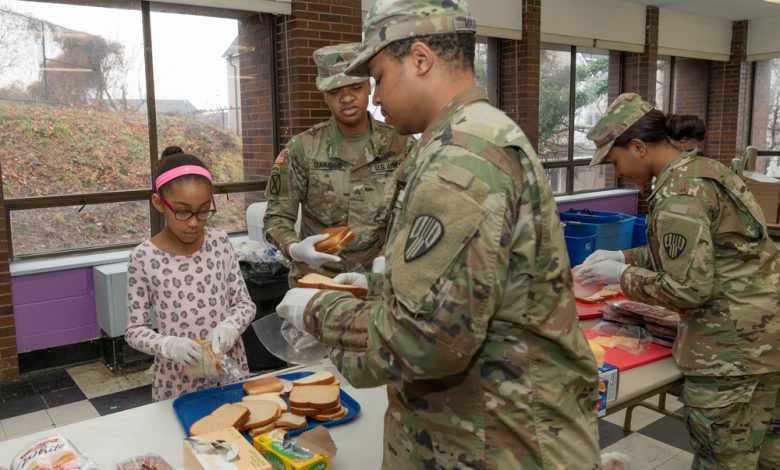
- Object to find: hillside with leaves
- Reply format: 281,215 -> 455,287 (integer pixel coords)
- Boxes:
0,101 -> 250,256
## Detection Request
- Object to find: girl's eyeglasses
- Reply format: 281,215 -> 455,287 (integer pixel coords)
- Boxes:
159,195 -> 217,221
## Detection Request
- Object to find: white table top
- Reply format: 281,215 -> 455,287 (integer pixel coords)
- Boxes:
0,362 -> 387,469
0,333 -> 681,468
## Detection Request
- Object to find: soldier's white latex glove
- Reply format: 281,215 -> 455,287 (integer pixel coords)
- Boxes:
276,288 -> 320,331
332,272 -> 368,290
287,234 -> 341,268
160,336 -> 200,367
575,260 -> 628,286
583,249 -> 625,266
371,256 -> 386,274
211,323 -> 240,355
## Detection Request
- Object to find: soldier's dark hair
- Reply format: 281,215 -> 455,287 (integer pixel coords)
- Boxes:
155,146 -> 211,195
666,114 -> 706,141
384,32 -> 475,72
614,110 -> 707,148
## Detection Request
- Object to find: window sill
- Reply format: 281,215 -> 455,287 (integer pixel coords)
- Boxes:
10,235 -> 249,277
554,188 -> 639,204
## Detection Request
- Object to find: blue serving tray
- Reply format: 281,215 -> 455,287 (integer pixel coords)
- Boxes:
173,371 -> 361,440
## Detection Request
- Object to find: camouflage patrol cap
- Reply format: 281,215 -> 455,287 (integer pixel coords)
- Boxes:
313,42 -> 369,92
345,0 -> 477,76
587,93 -> 655,166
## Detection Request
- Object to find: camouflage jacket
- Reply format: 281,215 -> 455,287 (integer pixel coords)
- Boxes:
304,87 -> 600,469
263,114 -> 414,283
623,150 -> 780,376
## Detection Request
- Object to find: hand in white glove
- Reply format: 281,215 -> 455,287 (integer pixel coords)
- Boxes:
287,234 -> 342,268
332,272 -> 368,290
583,249 -> 625,266
276,288 -> 320,331
211,323 -> 240,355
575,260 -> 628,286
371,256 -> 386,274
160,336 -> 200,367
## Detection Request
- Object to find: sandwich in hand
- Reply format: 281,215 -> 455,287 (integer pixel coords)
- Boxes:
314,226 -> 355,254
297,273 -> 367,298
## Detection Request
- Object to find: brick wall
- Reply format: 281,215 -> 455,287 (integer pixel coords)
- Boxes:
705,20 -> 749,165
0,161 -> 17,380
499,0 -> 541,151
276,0 -> 362,144
238,15 -> 276,186
672,58 -> 708,117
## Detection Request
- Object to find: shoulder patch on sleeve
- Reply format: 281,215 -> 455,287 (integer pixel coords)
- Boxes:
405,215 -> 444,261
274,149 -> 288,164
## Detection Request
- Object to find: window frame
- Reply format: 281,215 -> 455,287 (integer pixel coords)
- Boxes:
1,0 -> 273,260
539,43 -> 614,195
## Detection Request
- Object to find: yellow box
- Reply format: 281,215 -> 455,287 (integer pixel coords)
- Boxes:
184,427 -> 272,470
253,429 -> 329,470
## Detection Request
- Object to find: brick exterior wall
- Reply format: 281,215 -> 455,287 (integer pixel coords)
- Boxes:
705,20 -> 749,165
499,0 -> 541,151
275,0 -> 362,145
672,58 -> 708,117
0,162 -> 17,379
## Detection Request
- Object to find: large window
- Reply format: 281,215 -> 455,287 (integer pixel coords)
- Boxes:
539,44 -> 615,195
749,58 -> 780,178
0,0 -> 268,258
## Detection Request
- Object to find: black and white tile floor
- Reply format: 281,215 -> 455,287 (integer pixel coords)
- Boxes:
0,361 -> 694,469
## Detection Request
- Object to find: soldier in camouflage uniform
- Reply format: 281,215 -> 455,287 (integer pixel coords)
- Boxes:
263,42 -> 414,286
276,1 -> 601,468
577,93 -> 780,469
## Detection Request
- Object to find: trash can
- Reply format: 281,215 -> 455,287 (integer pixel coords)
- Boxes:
239,261 -> 290,372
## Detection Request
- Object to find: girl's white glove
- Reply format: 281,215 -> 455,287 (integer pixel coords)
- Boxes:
287,234 -> 341,268
160,336 -> 200,366
211,323 -> 240,355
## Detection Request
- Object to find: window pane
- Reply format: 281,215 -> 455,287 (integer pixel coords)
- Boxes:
0,0 -> 148,198
150,6 -> 260,184
573,50 -> 608,163
751,58 -> 780,151
475,40 -> 488,91
545,167 -> 567,195
574,164 -> 616,193
656,57 -> 671,111
539,47 -> 571,163
208,191 -> 265,234
11,201 -> 149,257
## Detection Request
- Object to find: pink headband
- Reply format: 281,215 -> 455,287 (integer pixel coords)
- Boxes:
155,165 -> 212,191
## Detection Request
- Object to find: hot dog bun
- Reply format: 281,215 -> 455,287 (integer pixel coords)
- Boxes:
314,226 -> 355,254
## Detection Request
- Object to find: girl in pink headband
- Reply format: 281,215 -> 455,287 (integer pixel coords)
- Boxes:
125,146 -> 255,401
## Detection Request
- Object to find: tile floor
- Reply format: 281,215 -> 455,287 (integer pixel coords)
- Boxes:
0,360 -> 695,468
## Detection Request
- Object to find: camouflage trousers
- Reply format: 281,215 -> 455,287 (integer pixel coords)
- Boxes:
682,373 -> 780,469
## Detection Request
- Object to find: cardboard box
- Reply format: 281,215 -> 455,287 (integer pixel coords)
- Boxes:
596,363 -> 619,417
184,427 -> 272,470
745,179 -> 780,224
253,429 -> 329,470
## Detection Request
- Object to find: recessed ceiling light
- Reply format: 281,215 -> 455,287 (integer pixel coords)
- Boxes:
762,0 -> 780,5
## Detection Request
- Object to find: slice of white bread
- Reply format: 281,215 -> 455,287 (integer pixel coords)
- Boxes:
316,403 -> 341,416
274,412 -> 308,430
247,421 -> 276,437
297,273 -> 367,298
242,393 -> 289,412
289,384 -> 340,410
291,371 -> 337,386
243,376 -> 285,395
241,400 -> 282,430
312,405 -> 348,422
189,403 -> 249,436
289,405 -> 321,417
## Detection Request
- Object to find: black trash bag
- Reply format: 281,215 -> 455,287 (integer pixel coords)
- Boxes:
239,260 -> 289,287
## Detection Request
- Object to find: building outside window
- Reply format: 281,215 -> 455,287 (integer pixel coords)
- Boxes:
0,0 -> 267,258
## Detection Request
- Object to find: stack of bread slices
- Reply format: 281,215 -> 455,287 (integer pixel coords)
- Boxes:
188,371 -> 346,438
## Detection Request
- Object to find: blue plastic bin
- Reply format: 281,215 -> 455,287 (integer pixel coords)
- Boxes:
559,209 -> 635,251
632,214 -> 647,247
564,224 -> 598,266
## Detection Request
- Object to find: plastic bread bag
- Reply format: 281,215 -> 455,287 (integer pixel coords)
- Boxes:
252,313 -> 326,365
11,436 -> 99,470
113,454 -> 175,470
589,321 -> 653,354
182,340 -> 244,383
